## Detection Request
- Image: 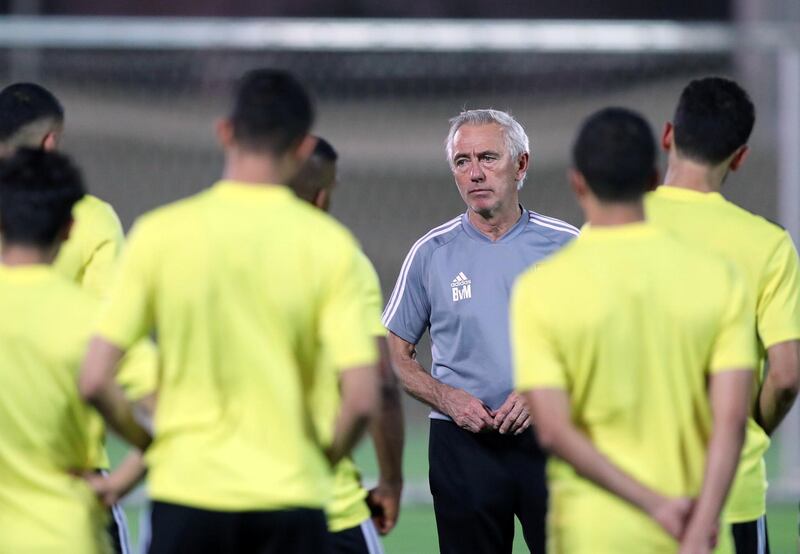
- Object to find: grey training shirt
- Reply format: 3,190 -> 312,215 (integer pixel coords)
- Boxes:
383,207 -> 578,420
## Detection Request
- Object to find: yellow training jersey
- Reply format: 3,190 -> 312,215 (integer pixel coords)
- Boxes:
511,223 -> 755,554
53,193 -> 158,469
97,181 -> 377,512
54,194 -> 124,298
57,194 -> 124,470
647,185 -> 800,521
0,265 -> 110,554
313,249 -> 387,532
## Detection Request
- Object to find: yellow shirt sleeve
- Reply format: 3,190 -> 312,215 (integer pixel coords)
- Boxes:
81,235 -> 124,299
54,196 -> 125,298
511,275 -> 567,391
115,338 -> 159,401
709,265 -> 758,373
757,231 -> 800,348
319,241 -> 378,372
97,220 -> 156,350
354,249 -> 387,338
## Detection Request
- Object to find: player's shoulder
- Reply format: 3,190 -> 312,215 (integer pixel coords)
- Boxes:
524,209 -> 580,246
289,195 -> 362,249
130,189 -> 210,238
657,229 -> 741,285
73,194 -> 123,232
718,197 -> 787,239
515,235 -> 582,291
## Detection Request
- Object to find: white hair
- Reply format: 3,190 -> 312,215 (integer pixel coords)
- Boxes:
445,108 -> 530,189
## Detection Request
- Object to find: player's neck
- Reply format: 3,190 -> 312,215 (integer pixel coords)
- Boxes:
468,202 -> 522,241
1,244 -> 57,267
222,150 -> 293,187
586,201 -> 645,227
662,157 -> 726,194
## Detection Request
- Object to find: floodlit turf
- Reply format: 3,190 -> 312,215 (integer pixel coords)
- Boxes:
122,503 -> 798,553
111,429 -> 799,553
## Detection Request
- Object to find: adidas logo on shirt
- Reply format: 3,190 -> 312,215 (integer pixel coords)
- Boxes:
451,272 -> 472,302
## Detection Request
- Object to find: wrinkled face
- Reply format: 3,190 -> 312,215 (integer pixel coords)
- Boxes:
450,123 -> 523,218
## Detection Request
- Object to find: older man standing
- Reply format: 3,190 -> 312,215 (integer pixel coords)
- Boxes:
383,109 -> 577,553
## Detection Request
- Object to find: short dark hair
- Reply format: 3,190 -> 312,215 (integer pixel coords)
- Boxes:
0,82 -> 64,142
288,136 -> 338,202
673,77 -> 755,165
230,69 -> 314,155
572,107 -> 656,202
0,148 -> 85,247
312,137 -> 337,163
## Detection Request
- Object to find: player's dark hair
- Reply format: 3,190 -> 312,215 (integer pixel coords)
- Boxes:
572,107 -> 656,202
0,148 -> 85,247
289,136 -> 338,202
673,77 -> 755,165
0,82 -> 64,141
313,137 -> 337,163
230,69 -> 314,155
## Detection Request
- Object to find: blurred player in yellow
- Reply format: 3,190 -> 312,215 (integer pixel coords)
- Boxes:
511,107 -> 755,553
290,136 -> 404,554
0,80 -> 154,554
0,148 -> 110,553
647,77 -> 800,554
0,82 -> 124,297
79,69 -> 379,554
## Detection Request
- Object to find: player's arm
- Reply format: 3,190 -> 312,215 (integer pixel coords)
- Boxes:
755,232 -> 800,434
327,364 -> 379,465
84,392 -> 155,506
526,388 -> 692,540
79,219 -> 156,452
680,266 -> 757,553
388,332 -> 494,433
679,369 -> 752,553
757,340 -> 800,435
367,336 -> 404,535
79,202 -> 125,298
79,337 -> 151,451
322,243 -> 381,465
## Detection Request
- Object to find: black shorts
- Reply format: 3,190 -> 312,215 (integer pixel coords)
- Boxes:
428,419 -> 548,554
329,519 -> 384,554
147,501 -> 329,554
731,516 -> 770,554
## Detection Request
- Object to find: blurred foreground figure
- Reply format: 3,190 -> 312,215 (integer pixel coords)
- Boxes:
647,76 -> 800,554
512,107 -> 754,554
0,149 -> 111,554
80,69 -> 379,554
290,136 -> 404,554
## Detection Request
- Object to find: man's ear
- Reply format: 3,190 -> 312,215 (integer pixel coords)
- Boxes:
42,130 -> 60,152
516,152 -> 530,182
729,145 -> 750,172
568,168 -> 589,199
215,118 -> 235,149
661,122 -> 674,153
294,134 -> 318,165
313,187 -> 330,211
